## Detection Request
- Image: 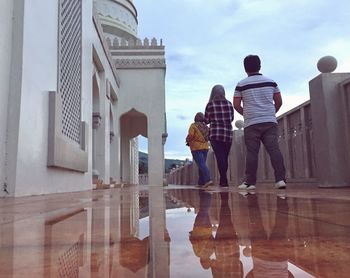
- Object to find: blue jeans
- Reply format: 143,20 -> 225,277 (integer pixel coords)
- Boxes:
244,122 -> 286,185
191,150 -> 211,185
210,140 -> 232,186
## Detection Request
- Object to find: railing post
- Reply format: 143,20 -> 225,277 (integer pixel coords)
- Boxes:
309,56 -> 350,187
300,106 -> 310,178
230,121 -> 245,185
282,117 -> 291,179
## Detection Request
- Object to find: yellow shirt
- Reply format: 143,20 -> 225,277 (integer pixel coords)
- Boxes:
186,123 -> 209,151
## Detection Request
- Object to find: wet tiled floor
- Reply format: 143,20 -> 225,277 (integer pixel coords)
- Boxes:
1,184 -> 350,277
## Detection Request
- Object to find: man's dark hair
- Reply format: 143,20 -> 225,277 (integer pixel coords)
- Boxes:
244,55 -> 261,73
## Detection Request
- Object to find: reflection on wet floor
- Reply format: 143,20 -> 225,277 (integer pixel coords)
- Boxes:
0,185 -> 350,277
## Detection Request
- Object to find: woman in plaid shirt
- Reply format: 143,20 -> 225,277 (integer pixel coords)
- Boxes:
205,85 -> 234,187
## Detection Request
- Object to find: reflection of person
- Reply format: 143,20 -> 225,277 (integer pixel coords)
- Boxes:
205,85 -> 234,187
211,192 -> 243,277
246,194 -> 294,278
186,112 -> 213,188
233,55 -> 286,190
189,190 -> 214,268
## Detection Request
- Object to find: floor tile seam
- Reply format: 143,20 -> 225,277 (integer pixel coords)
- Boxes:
0,198 -> 84,209
278,210 -> 350,230
238,191 -> 350,201
278,194 -> 350,201
253,207 -> 350,229
185,189 -> 350,202
0,203 -> 86,213
0,203 -> 91,226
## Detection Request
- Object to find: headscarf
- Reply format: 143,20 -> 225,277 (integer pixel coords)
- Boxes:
208,84 -> 226,102
194,112 -> 205,122
194,112 -> 209,141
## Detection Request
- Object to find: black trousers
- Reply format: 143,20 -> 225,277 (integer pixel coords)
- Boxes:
210,140 -> 232,186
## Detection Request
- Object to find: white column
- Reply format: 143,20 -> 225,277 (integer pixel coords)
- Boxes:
121,134 -> 131,183
149,186 -> 170,277
95,73 -> 111,184
148,121 -> 164,185
0,1 -> 14,195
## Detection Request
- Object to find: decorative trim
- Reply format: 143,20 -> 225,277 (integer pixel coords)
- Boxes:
115,58 -> 166,69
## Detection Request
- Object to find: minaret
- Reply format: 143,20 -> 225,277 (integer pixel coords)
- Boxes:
94,0 -> 167,187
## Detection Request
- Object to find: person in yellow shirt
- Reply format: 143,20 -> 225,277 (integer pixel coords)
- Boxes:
186,112 -> 213,188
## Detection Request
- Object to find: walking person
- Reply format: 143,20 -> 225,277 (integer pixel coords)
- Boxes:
205,85 -> 234,187
245,193 -> 293,277
211,192 -> 243,277
186,112 -> 213,188
189,190 -> 214,268
233,55 -> 286,190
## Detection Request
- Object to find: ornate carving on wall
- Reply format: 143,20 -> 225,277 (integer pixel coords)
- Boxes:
115,58 -> 166,69
58,0 -> 83,144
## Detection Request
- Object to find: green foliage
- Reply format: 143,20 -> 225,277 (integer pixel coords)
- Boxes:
138,151 -> 186,174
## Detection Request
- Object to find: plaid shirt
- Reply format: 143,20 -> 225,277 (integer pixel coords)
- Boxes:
205,99 -> 234,142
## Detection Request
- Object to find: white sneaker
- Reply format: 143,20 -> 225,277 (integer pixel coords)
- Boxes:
238,182 -> 256,190
203,180 -> 214,188
238,191 -> 256,197
275,180 -> 286,189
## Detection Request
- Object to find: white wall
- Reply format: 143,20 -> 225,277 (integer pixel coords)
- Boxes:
116,68 -> 166,185
11,0 -> 95,196
117,69 -> 165,128
0,1 -> 14,195
2,0 -> 162,195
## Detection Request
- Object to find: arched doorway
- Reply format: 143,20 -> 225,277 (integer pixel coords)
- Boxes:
120,109 -> 147,184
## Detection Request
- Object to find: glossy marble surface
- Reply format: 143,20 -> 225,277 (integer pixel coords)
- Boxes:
1,184 -> 350,277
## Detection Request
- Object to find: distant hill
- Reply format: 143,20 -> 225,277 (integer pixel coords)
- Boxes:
139,151 -> 187,174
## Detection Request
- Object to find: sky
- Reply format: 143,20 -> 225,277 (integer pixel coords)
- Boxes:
134,0 -> 350,160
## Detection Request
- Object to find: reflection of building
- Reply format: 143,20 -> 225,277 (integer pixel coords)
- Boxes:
0,0 -> 166,197
1,184 -> 349,276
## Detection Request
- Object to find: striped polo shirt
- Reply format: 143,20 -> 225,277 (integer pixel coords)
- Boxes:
234,73 -> 280,127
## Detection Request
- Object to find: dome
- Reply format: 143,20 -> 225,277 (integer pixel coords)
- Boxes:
94,0 -> 138,41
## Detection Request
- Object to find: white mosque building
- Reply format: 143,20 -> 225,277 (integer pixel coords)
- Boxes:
0,0 -> 167,197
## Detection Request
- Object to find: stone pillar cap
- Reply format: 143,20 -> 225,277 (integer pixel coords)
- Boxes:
235,120 -> 244,130
317,56 -> 337,73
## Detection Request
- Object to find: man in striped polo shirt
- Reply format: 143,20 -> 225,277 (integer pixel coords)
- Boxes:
233,55 -> 286,190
